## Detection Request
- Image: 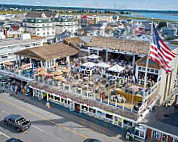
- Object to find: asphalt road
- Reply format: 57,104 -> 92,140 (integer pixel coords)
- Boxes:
0,92 -> 123,142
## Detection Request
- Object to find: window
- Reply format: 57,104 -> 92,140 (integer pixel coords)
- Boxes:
140,131 -> 144,138
54,96 -> 60,101
155,70 -> 158,73
124,120 -> 132,126
43,33 -> 45,35
150,69 -> 154,73
89,108 -> 96,113
81,105 -> 88,111
135,130 -> 139,136
138,67 -> 141,70
106,114 -> 113,119
37,29 -> 39,31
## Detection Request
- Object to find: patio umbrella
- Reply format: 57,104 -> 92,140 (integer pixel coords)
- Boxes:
87,54 -> 100,59
81,62 -> 95,68
108,64 -> 125,73
3,62 -> 13,66
38,70 -> 46,76
96,62 -> 110,68
54,70 -> 63,76
54,76 -> 64,81
39,67 -> 46,72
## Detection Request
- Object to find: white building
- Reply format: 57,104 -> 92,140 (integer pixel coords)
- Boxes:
161,25 -> 177,38
54,16 -> 78,35
0,38 -> 43,64
23,11 -> 57,39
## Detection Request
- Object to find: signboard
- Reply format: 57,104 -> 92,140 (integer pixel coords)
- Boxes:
22,63 -> 34,76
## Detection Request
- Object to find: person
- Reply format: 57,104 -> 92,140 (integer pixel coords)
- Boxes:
2,86 -> 4,93
46,101 -> 50,108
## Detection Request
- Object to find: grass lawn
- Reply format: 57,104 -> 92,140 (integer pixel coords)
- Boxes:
0,10 -> 27,14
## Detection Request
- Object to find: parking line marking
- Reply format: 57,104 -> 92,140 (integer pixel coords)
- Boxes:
0,97 -> 88,139
0,131 -> 10,138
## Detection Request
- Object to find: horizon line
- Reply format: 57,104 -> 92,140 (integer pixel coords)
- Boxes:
1,3 -> 178,12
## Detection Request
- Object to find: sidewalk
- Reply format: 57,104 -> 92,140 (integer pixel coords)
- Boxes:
3,88 -> 126,139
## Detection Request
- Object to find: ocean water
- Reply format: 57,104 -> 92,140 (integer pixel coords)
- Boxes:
124,12 -> 178,21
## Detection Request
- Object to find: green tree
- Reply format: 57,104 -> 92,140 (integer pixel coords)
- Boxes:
158,21 -> 167,29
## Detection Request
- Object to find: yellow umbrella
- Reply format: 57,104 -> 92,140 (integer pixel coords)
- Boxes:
54,76 -> 64,81
39,67 -> 46,72
54,70 -> 63,76
38,70 -> 46,76
4,62 -> 13,66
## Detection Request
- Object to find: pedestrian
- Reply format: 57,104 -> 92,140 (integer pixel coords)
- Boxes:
46,101 -> 50,108
2,86 -> 4,93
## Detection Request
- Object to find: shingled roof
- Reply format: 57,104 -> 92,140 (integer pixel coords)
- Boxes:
66,37 -> 150,55
87,37 -> 149,55
26,11 -> 57,18
15,44 -> 79,61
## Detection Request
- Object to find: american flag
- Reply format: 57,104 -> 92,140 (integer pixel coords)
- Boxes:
149,23 -> 176,73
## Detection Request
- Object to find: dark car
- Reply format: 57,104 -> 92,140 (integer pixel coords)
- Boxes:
5,138 -> 23,142
4,114 -> 31,132
83,138 -> 101,142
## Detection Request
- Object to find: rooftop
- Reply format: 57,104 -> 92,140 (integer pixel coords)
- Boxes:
15,43 -> 79,61
87,37 -> 149,55
0,39 -> 40,47
141,106 -> 178,137
66,37 -> 149,55
26,11 -> 57,18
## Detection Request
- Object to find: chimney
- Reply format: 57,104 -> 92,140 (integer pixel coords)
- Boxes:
4,28 -> 8,39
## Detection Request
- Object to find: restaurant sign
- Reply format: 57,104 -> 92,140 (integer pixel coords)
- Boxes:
22,63 -> 34,76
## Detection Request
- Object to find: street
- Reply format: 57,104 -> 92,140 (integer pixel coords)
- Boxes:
0,92 -> 123,142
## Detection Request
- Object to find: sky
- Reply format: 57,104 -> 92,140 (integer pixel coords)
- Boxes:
1,0 -> 178,10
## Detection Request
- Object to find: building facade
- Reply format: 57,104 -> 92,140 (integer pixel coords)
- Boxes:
54,16 -> 78,35
23,11 -> 57,39
0,38 -> 43,64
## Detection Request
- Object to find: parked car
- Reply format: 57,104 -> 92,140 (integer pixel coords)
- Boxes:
83,138 -> 101,142
5,138 -> 23,142
4,114 -> 31,132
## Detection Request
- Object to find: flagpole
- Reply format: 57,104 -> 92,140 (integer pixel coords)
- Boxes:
143,22 -> 153,99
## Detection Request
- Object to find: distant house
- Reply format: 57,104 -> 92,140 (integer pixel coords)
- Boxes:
7,25 -> 24,38
47,30 -> 72,44
23,11 -> 57,39
161,25 -> 177,38
54,16 -> 78,35
113,29 -> 125,38
83,22 -> 108,37
132,34 -> 150,42
141,21 -> 152,31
